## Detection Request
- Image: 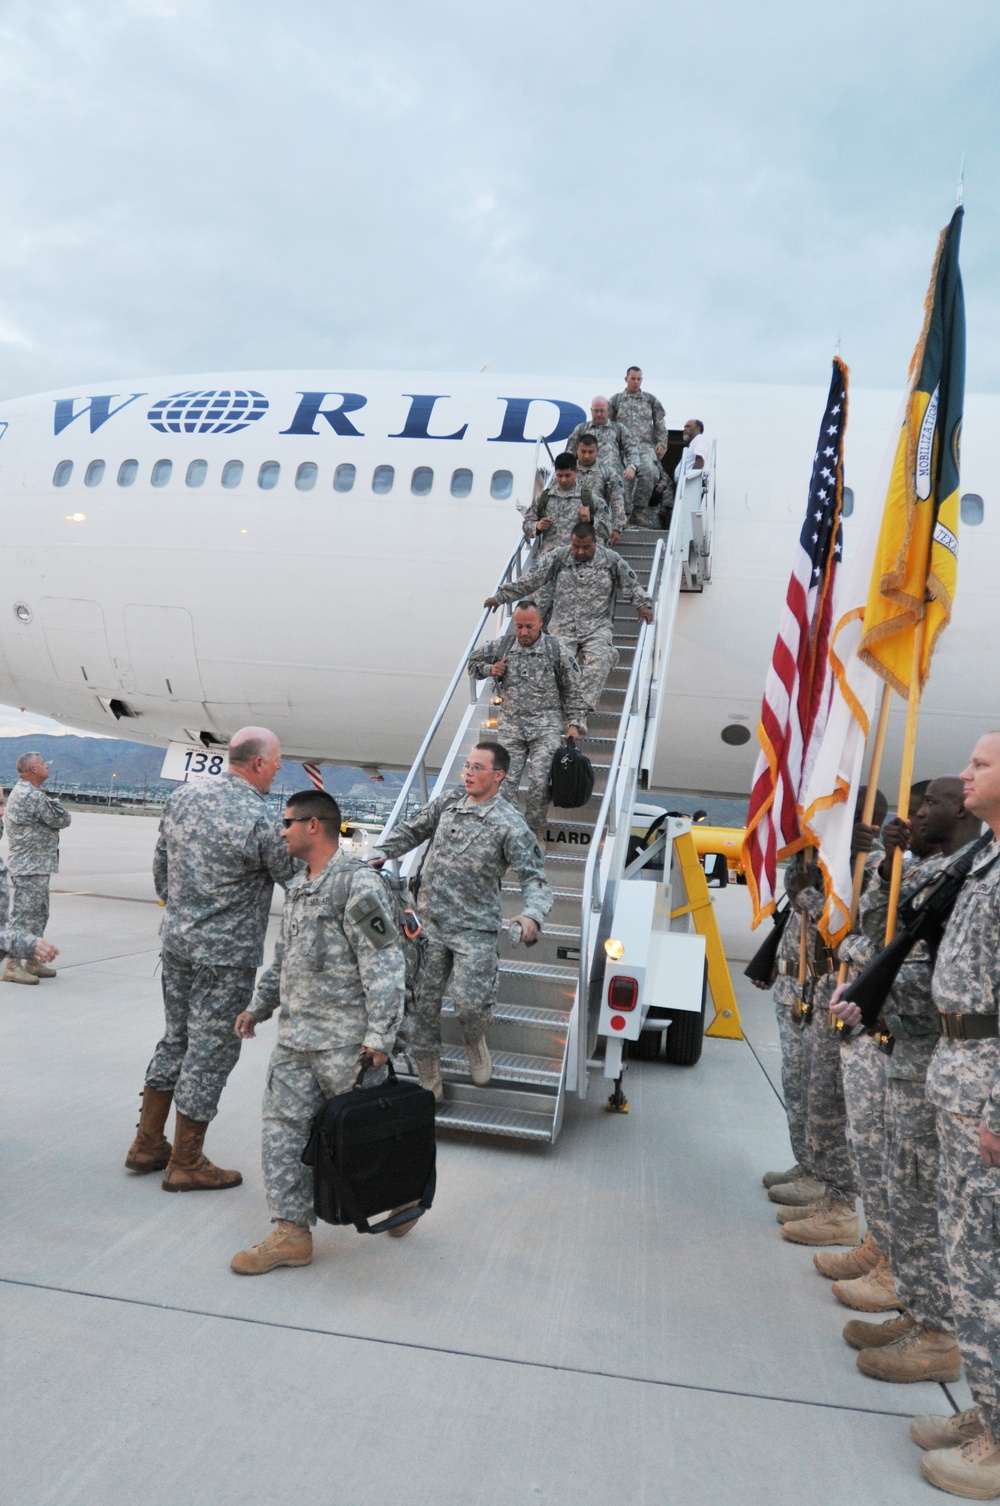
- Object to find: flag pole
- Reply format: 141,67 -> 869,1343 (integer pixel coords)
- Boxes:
884,617 -> 926,942
797,908 -> 809,995
835,682 -> 893,983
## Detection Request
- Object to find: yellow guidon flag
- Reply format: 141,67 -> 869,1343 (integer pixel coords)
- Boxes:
859,206 -> 965,694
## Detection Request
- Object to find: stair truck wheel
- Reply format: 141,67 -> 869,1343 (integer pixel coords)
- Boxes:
663,961 -> 708,1067
629,1029 -> 664,1061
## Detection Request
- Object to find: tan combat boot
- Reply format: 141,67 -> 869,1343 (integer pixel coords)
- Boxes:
857,1325 -> 962,1383
464,1033 -> 493,1087
776,1195 -> 826,1225
230,1221 -> 313,1275
161,1112 -> 242,1191
768,1174 -> 826,1206
843,1310 -> 916,1351
124,1086 -> 174,1173
912,1408 -> 988,1452
762,1163 -> 807,1189
814,1229 -> 881,1280
416,1057 -> 444,1105
24,958 -> 57,978
3,958 -> 38,985
921,1430 -> 1000,1497
832,1255 -> 900,1311
781,1197 -> 860,1247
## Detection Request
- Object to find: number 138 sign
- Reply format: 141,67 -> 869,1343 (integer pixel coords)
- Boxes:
160,740 -> 229,783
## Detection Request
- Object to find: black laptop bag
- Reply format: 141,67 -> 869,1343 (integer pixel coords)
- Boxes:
549,737 -> 595,809
301,1059 -> 437,1234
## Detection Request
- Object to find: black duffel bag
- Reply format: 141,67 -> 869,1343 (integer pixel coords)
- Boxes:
549,737 -> 595,809
301,1058 -> 436,1234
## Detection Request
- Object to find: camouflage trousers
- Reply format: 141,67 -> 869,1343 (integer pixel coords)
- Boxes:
840,1032 -> 891,1252
261,1041 -> 385,1227
498,720 -> 563,834
937,1108 -> 1000,1432
625,443 -> 661,515
407,919 -> 499,1061
885,1076 -> 953,1330
773,977 -> 811,1171
145,948 -> 257,1121
804,980 -> 858,1202
0,862 -> 8,928
10,873 -> 50,936
556,627 -> 618,718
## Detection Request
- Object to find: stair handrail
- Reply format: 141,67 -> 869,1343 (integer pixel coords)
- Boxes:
573,535 -> 669,1089
378,535 -> 536,840
639,455 -> 713,783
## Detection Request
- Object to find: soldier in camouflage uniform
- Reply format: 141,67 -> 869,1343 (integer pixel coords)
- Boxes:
373,742 -> 552,1102
521,453 -> 612,553
467,600 -> 583,840
780,795 -> 886,1250
575,434 -> 627,542
125,727 -> 294,1193
756,854 -> 825,1201
4,752 -> 71,984
832,783 -> 978,1384
565,396 -> 637,479
916,735 -> 1000,1497
230,789 -> 406,1274
487,522 -> 653,733
0,790 -> 11,930
609,367 -> 668,524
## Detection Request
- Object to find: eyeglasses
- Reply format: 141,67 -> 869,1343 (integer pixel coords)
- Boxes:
282,816 -> 312,828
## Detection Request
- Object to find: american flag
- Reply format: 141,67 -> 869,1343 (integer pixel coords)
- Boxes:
743,358 -> 848,926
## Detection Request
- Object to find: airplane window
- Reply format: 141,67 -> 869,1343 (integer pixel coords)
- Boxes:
117,459 -> 138,487
84,460 -> 105,487
490,469 -> 514,500
961,493 -> 984,526
841,486 -> 854,518
53,460 -> 73,487
151,459 -> 173,487
372,464 -> 394,495
221,459 -> 244,489
258,461 -> 280,490
411,466 -> 433,496
450,468 -> 473,498
186,459 -> 208,488
295,462 -> 318,491
333,463 -> 356,493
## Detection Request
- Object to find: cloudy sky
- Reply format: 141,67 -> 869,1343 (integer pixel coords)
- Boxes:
0,0 -> 997,406
0,0 -> 996,739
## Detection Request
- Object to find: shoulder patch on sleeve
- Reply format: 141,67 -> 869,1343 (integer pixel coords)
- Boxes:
345,879 -> 398,949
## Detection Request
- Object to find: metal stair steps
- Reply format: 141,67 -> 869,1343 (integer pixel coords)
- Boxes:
498,957 -> 578,984
433,1100 -> 554,1142
441,998 -> 570,1029
439,1043 -> 563,1087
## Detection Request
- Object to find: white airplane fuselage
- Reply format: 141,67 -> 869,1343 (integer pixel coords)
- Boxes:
0,370 -> 995,794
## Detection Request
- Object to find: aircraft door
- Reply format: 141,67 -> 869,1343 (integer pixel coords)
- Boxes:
39,597 -> 118,691
123,604 -> 204,700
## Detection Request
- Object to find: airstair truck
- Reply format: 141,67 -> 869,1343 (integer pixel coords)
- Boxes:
379,445 -> 742,1141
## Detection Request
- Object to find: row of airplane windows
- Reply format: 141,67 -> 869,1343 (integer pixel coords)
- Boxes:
50,458 -> 516,500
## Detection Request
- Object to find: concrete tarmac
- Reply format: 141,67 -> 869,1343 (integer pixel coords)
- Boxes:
0,812 -> 967,1505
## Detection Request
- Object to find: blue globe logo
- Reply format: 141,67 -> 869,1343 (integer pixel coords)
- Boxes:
147,389 -> 269,435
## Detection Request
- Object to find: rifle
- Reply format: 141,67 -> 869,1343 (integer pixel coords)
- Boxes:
744,895 -> 791,985
841,834 -> 994,1032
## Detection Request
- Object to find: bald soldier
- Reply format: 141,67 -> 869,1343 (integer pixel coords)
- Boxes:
565,396 -> 637,479
125,727 -> 295,1192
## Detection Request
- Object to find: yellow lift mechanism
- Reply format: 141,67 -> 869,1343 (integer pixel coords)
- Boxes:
669,828 -> 743,1041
